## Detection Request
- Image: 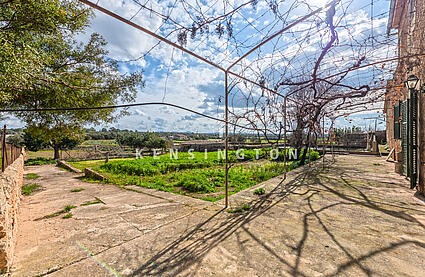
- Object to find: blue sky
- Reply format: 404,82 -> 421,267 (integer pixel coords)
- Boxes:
5,0 -> 394,133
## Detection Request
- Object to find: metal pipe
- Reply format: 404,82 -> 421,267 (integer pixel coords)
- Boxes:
225,71 -> 229,208
283,97 -> 287,180
331,119 -> 335,161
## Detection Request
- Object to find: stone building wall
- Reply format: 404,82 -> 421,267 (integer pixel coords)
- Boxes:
385,0 -> 425,192
0,153 -> 24,273
410,0 -> 425,193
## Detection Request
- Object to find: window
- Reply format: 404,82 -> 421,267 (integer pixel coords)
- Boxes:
394,103 -> 401,139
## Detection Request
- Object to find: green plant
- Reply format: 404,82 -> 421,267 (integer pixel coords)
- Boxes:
42,213 -> 61,219
228,204 -> 250,213
25,173 -> 40,179
63,213 -> 73,219
253,187 -> 265,195
22,184 -> 41,195
41,205 -> 76,219
80,198 -> 102,206
71,188 -> 84,192
177,175 -> 215,193
64,205 -> 77,212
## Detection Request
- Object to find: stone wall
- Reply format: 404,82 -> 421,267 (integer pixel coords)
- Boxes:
385,0 -> 425,193
0,153 -> 24,273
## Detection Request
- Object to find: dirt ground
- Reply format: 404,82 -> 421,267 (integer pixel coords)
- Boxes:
11,155 -> 425,276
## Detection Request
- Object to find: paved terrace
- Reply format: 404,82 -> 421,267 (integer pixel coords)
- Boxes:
12,155 -> 425,276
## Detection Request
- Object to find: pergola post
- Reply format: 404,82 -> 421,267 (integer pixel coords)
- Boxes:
224,71 -> 229,208
283,97 -> 287,180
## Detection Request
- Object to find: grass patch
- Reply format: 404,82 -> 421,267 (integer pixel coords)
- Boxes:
62,213 -> 73,219
43,212 -> 61,219
40,205 -> 76,220
71,188 -> 85,192
373,163 -> 382,166
25,157 -> 56,166
80,197 -> 103,206
25,173 -> 40,179
228,204 -> 250,213
64,205 -> 76,212
201,195 -> 225,202
68,158 -> 131,171
253,187 -> 265,195
22,184 -> 41,195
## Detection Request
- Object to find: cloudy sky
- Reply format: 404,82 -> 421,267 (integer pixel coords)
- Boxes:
6,0 -> 393,133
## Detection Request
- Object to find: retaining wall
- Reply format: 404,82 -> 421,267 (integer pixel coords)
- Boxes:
0,153 -> 24,273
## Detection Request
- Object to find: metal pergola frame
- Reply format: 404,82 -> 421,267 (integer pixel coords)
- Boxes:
74,0 -> 421,208
79,0 -> 338,208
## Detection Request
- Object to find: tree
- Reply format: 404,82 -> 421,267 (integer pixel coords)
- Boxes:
0,0 -> 92,105
22,129 -> 47,152
144,133 -> 168,151
25,125 -> 82,156
117,132 -> 146,149
117,132 -> 168,152
1,1 -> 144,159
6,132 -> 23,147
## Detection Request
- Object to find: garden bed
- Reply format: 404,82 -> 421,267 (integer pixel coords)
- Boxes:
69,149 -> 319,202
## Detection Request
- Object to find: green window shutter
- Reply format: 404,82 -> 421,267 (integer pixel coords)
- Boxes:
394,104 -> 401,139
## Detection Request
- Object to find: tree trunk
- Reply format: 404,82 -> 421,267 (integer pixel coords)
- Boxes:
53,146 -> 60,160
